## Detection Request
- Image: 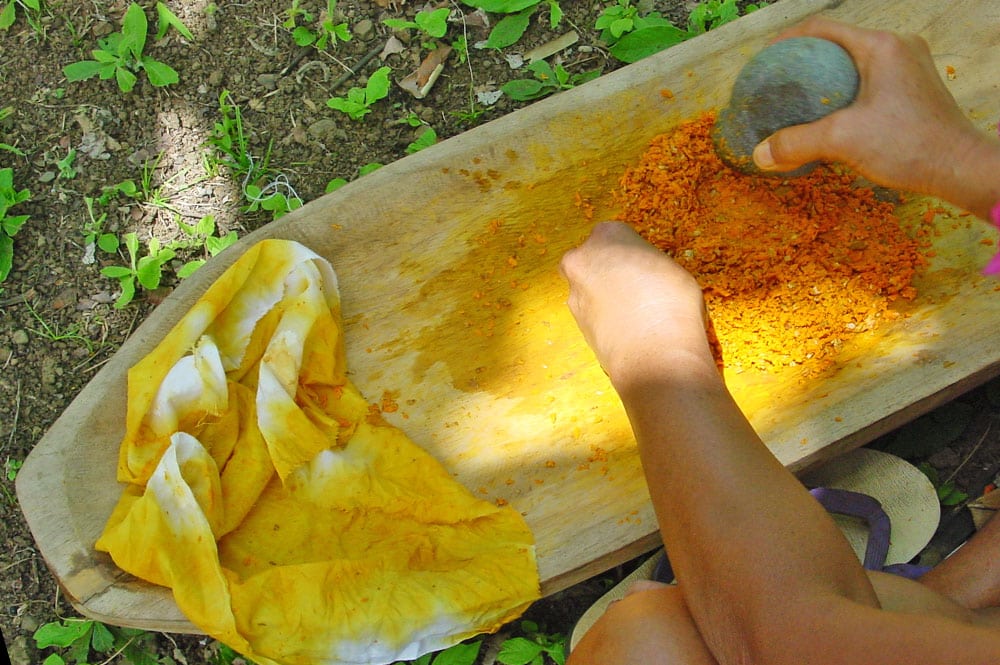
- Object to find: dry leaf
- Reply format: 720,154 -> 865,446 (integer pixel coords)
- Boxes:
398,45 -> 452,99
524,31 -> 579,63
968,489 -> 1000,531
380,35 -> 407,60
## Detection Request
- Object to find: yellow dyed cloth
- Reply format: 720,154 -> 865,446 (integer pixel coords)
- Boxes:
96,239 -> 540,665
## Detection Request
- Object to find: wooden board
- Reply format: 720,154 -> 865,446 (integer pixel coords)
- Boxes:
17,0 -> 1000,633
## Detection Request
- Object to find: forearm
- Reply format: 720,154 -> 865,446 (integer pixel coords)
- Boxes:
932,129 -> 1000,220
613,352 -> 880,659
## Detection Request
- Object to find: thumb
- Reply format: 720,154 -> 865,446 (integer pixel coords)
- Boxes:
753,119 -> 836,173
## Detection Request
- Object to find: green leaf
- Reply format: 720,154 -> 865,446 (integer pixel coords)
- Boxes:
364,66 -> 393,105
63,59 -> 106,81
432,640 -> 481,665
21,0 -> 40,11
358,162 -> 383,176
206,230 -> 237,255
1,214 -> 28,236
325,178 -> 347,192
501,78 -> 547,101
485,7 -> 533,49
461,0 -> 539,12
176,259 -> 204,278
120,3 -> 149,60
546,0 -> 562,28
937,482 -> 968,506
136,254 -> 166,290
116,66 -> 138,92
327,97 -> 369,119
90,622 -> 115,652
416,7 -> 450,38
142,57 -> 179,86
97,233 -> 120,253
610,16 -> 632,38
609,25 -> 689,63
0,233 -> 12,282
155,2 -> 194,40
114,276 -> 137,308
100,265 -> 134,279
496,637 -> 543,665
406,127 -> 437,154
0,3 -> 16,30
382,17 -> 417,31
292,25 -> 316,45
33,620 -> 94,649
41,655 -> 66,665
124,232 -> 140,262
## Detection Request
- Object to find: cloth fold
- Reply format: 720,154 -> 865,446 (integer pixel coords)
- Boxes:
96,239 -> 539,665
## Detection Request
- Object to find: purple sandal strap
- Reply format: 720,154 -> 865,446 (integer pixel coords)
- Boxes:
809,487 -> 891,571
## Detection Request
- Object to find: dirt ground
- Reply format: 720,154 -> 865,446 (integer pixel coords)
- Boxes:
2,1 -> 1000,663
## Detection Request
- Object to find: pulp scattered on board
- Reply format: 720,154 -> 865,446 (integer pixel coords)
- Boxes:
96,239 -> 539,665
617,113 -> 929,375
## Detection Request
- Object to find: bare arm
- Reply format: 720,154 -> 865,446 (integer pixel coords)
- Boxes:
753,17 -> 1000,220
560,222 -> 1000,664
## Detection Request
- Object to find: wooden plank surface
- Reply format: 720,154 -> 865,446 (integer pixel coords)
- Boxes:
17,0 -> 1000,632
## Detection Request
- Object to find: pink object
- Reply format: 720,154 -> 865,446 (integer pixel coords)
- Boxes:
984,200 -> 1000,275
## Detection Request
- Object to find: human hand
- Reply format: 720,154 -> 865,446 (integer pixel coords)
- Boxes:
559,222 -> 714,388
752,17 -> 994,213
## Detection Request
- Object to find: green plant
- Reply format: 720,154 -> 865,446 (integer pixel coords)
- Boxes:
56,148 -> 77,179
63,3 -> 181,92
284,0 -> 351,49
207,89 -> 273,181
398,113 -> 438,154
496,621 -> 566,665
594,0 -> 673,44
462,0 -> 563,49
5,457 -> 21,481
451,34 -> 469,64
33,618 -> 168,665
81,195 -> 119,264
96,178 -> 140,206
0,0 -> 41,33
918,462 -> 970,507
0,167 -> 30,283
502,60 -> 600,101
383,7 -> 450,39
325,161 -> 383,192
173,215 -> 238,277
595,0 -> 764,63
688,0 -> 763,34
206,91 -> 300,221
327,66 -> 393,120
244,182 -> 303,219
154,1 -> 193,40
24,300 -> 95,352
393,639 -> 482,665
101,232 -> 175,308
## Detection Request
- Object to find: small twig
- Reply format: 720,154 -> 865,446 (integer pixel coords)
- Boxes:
944,419 -> 994,486
0,556 -> 34,575
96,633 -> 141,665
330,41 -> 385,90
0,293 -> 28,307
3,380 -> 20,453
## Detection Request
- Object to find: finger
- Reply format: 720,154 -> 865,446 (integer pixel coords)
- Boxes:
753,114 -> 839,172
770,15 -> 893,67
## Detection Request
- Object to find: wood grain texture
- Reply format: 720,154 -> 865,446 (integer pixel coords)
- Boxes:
17,0 -> 1000,631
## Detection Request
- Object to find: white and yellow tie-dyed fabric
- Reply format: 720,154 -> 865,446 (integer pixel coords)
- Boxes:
96,239 -> 540,665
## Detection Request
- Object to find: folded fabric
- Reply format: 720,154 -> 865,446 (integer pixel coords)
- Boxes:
96,239 -> 540,665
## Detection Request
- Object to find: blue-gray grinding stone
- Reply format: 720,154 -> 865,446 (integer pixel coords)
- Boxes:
712,37 -> 859,176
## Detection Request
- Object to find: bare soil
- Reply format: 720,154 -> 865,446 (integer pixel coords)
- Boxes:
2,1 -> 999,664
